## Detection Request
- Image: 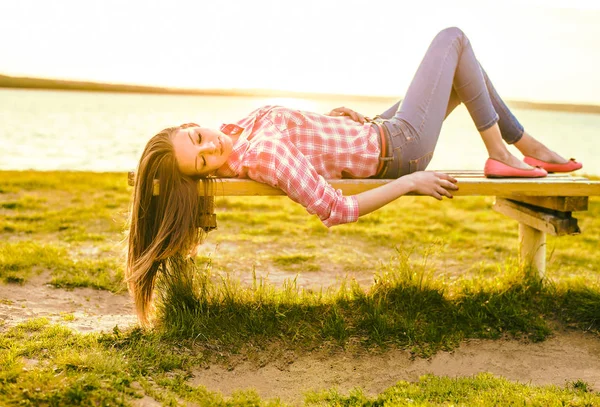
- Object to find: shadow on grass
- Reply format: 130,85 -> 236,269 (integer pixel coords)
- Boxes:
154,251 -> 599,356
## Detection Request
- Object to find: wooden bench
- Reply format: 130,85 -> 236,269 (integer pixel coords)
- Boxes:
127,171 -> 600,278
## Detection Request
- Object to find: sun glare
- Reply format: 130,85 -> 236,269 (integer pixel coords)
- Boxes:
1,1 -> 599,104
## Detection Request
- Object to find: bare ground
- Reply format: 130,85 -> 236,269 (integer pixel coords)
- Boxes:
0,272 -> 136,333
192,331 -> 600,405
1,273 -> 599,406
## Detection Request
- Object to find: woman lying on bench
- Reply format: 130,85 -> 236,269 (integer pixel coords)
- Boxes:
127,27 -> 582,324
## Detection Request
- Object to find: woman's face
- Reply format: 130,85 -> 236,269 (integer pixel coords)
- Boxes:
172,126 -> 233,176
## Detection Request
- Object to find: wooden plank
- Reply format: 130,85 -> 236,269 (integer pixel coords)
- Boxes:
436,170 -> 582,179
507,196 -> 588,212
126,171 -> 600,197
195,178 -> 600,197
414,178 -> 599,197
492,198 -> 580,236
128,171 -> 591,183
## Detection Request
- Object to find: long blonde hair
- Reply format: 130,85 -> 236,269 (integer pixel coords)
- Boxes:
126,127 -> 208,326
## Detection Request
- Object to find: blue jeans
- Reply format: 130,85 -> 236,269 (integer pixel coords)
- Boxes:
375,27 -> 525,178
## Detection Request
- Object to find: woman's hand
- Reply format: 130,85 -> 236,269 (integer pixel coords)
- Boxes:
406,171 -> 459,200
325,107 -> 370,124
355,171 -> 458,218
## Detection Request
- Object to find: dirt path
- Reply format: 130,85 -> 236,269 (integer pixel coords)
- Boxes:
192,331 -> 600,405
0,272 -> 136,333
2,276 -> 599,406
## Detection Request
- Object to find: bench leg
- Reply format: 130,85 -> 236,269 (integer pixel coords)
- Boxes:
518,223 -> 546,279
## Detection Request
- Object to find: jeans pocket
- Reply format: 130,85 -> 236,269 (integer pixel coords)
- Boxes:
385,118 -> 420,147
409,151 -> 434,173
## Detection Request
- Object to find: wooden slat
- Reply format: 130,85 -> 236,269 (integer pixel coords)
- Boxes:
127,171 -> 600,198
436,170 -> 583,179
492,198 -> 581,236
196,177 -> 600,197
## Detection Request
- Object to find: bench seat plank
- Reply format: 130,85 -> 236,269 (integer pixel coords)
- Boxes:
195,174 -> 600,197
127,171 -> 600,197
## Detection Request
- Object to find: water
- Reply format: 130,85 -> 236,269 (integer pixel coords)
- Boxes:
1,88 -> 598,175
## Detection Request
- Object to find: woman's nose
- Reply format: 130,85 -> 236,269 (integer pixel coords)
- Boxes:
198,141 -> 216,154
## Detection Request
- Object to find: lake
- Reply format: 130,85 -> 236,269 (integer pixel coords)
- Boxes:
1,88 -> 598,176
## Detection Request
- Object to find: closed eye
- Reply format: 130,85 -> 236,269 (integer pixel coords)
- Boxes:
196,132 -> 207,168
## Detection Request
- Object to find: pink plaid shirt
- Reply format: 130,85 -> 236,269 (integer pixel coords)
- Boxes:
216,105 -> 381,227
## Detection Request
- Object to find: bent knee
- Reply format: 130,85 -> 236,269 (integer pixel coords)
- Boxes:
435,26 -> 466,42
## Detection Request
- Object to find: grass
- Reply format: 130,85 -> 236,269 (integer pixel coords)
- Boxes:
305,374 -> 600,406
0,171 -> 128,290
0,170 -> 599,405
155,251 -> 600,355
0,240 -> 124,291
1,319 -> 599,406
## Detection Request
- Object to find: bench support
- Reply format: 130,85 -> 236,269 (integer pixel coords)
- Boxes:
493,197 -> 584,279
519,223 -> 547,279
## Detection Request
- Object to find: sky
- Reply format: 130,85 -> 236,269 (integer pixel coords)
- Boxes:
1,0 -> 600,104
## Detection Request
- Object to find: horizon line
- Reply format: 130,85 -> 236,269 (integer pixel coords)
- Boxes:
2,73 -> 600,115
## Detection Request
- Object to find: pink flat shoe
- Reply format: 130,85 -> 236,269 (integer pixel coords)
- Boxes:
484,158 -> 548,178
523,157 -> 583,173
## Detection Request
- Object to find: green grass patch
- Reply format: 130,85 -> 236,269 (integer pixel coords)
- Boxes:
1,195 -> 46,210
271,253 -> 321,271
0,241 -> 124,291
154,251 -> 600,357
0,241 -> 68,282
1,319 -> 599,406
0,171 -> 129,239
273,254 -> 315,266
1,320 -> 283,406
306,373 -> 600,406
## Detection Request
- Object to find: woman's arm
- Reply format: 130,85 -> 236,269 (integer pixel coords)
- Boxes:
356,171 -> 459,217
246,138 -> 458,225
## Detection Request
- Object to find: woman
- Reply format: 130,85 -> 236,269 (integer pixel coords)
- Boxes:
127,27 -> 582,325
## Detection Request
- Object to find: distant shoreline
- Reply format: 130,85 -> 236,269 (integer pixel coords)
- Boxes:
2,74 -> 600,115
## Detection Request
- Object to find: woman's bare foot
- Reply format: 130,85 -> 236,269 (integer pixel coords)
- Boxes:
514,132 -> 569,164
